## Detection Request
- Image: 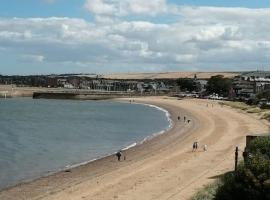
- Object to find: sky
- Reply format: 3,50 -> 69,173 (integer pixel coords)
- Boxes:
1,0 -> 270,75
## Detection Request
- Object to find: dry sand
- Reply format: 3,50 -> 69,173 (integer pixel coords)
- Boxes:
0,97 -> 268,200
103,72 -> 239,80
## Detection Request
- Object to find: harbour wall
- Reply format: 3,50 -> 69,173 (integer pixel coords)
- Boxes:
33,91 -> 132,100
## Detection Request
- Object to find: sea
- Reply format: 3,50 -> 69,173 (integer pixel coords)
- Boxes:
0,98 -> 171,189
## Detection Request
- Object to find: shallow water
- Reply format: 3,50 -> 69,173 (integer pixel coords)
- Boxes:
0,98 -> 170,189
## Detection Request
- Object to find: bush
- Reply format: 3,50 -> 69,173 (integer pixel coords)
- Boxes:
246,98 -> 259,105
248,136 -> 270,158
260,103 -> 270,109
214,136 -> 270,200
215,157 -> 270,200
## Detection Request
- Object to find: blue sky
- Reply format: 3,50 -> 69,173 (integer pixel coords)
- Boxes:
0,0 -> 270,75
0,0 -> 90,19
168,0 -> 270,8
1,0 -> 270,19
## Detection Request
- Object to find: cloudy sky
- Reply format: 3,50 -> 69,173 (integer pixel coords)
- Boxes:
1,0 -> 270,75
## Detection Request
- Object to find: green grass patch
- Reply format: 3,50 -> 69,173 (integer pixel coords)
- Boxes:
191,181 -> 221,200
219,101 -> 251,111
220,101 -> 267,115
246,108 -> 262,113
261,112 -> 270,122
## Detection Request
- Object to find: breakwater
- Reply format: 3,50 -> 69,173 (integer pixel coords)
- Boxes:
33,91 -> 132,100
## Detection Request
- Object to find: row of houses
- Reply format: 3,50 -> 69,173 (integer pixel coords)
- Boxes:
0,74 -> 173,94
233,71 -> 270,99
1,71 -> 269,98
171,71 -> 270,99
55,78 -> 171,93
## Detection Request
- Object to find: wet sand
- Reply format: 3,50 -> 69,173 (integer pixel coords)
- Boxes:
0,97 -> 268,200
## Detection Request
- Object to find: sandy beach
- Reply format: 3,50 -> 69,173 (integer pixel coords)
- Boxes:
0,97 -> 268,200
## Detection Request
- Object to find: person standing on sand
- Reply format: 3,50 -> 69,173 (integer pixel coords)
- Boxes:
116,151 -> 122,161
195,141 -> 198,150
203,144 -> 208,151
178,116 -> 180,121
192,142 -> 196,152
184,116 -> 186,122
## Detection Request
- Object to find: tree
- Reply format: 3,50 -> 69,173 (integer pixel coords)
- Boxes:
176,78 -> 197,92
206,75 -> 232,96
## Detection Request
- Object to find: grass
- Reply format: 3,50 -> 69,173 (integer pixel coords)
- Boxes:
219,101 -> 251,111
219,101 -> 270,122
261,112 -> 270,121
191,181 -> 221,200
247,107 -> 262,113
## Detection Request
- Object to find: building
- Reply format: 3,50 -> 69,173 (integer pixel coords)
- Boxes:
233,71 -> 270,98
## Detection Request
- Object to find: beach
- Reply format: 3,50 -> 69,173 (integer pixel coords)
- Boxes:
0,96 -> 268,200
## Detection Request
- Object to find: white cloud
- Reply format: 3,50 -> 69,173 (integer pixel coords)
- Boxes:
20,54 -> 45,63
84,0 -> 117,15
84,0 -> 167,17
123,0 -> 167,16
175,54 -> 196,63
1,4 -> 270,73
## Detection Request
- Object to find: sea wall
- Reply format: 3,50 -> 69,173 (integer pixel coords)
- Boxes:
33,92 -> 131,100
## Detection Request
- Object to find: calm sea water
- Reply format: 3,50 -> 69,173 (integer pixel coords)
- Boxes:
0,98 -> 170,189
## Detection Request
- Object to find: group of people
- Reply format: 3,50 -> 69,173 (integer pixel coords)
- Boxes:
177,115 -> 191,123
206,103 -> 214,108
192,141 -> 208,152
192,141 -> 198,151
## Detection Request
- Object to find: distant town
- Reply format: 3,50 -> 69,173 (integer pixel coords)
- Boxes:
0,71 -> 270,105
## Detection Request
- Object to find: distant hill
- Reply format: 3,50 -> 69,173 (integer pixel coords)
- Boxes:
103,72 -> 240,80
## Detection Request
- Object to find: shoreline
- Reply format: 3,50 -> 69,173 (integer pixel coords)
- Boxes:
45,101 -> 175,185
115,100 -> 174,144
0,98 -> 178,192
0,97 -> 195,199
1,97 -> 268,200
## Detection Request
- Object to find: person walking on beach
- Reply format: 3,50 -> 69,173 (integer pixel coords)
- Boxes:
184,116 -> 186,122
177,116 -> 180,121
116,150 -> 122,161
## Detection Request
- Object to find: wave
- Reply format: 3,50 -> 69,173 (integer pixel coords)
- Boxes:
139,103 -> 173,128
122,142 -> 137,150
